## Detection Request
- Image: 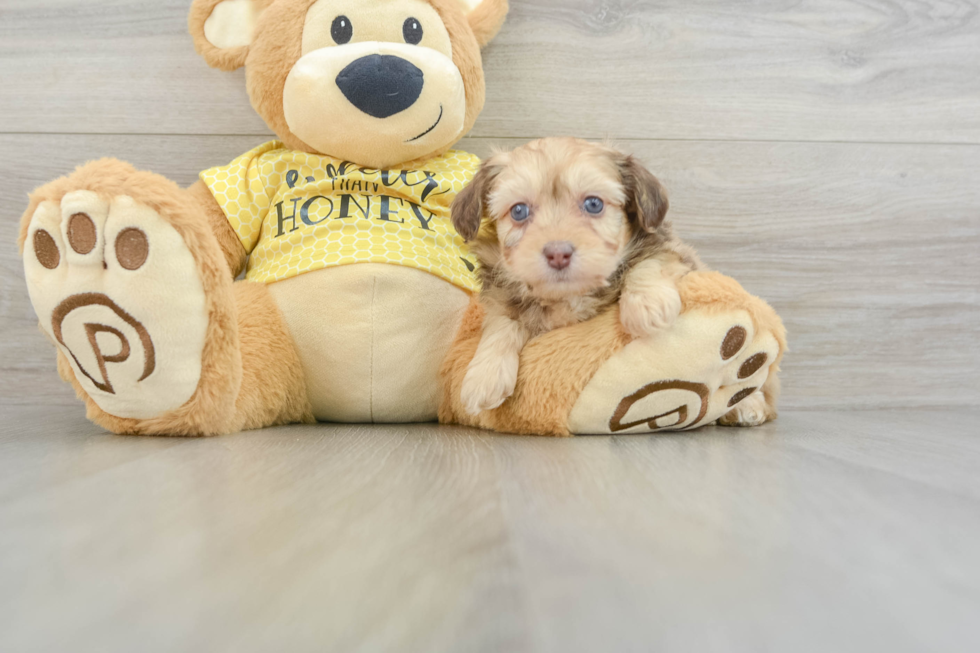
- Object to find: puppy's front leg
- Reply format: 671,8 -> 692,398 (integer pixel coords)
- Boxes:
619,257 -> 684,338
460,313 -> 529,416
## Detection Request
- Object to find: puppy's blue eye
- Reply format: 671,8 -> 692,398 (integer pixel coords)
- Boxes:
583,197 -> 605,215
511,203 -> 530,222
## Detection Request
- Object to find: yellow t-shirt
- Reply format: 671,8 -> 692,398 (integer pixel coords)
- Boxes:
200,141 -> 480,291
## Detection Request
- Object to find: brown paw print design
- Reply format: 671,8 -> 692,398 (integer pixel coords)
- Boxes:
24,191 -> 210,420
609,326 -> 770,432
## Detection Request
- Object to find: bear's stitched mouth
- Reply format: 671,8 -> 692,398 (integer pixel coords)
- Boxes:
407,105 -> 444,142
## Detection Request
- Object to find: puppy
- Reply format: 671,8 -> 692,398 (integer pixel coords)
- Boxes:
450,137 -> 704,417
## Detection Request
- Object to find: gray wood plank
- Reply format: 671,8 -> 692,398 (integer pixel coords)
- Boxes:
492,409 -> 980,653
0,0 -> 978,142
0,411 -> 527,653
2,134 -> 977,409
0,406 -> 978,652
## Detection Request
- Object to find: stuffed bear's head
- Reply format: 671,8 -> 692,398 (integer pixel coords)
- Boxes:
190,0 -> 508,168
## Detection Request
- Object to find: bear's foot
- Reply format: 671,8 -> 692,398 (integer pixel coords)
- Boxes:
24,188 -> 211,421
440,271 -> 786,436
569,313 -> 781,434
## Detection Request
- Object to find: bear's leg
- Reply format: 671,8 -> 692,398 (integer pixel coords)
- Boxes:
20,159 -> 312,435
441,271 -> 786,436
221,281 -> 314,433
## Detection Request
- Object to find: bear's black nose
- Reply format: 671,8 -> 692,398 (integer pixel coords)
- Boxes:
336,54 -> 424,119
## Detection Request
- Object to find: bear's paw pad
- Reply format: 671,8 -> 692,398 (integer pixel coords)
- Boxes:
569,311 -> 780,434
24,192 -> 209,420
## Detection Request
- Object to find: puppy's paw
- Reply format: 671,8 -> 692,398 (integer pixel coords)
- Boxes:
619,283 -> 682,339
718,391 -> 773,427
460,355 -> 519,417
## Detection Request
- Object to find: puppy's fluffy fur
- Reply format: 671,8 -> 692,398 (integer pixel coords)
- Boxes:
451,137 -> 704,416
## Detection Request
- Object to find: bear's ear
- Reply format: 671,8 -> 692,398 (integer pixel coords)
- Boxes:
457,0 -> 509,48
189,0 -> 269,71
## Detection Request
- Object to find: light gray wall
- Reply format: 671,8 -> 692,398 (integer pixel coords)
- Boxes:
1,0 -> 978,409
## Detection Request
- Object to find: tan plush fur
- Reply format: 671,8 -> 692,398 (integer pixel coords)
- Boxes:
440,270 -> 786,435
466,0 -> 509,47
238,0 -> 312,153
187,179 -> 248,277
428,0 -> 493,148
189,0 -> 277,71
229,281 -> 316,431
19,159 -> 312,436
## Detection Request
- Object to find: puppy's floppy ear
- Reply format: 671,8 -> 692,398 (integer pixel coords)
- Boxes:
189,0 -> 270,71
456,0 -> 510,48
452,163 -> 500,242
620,155 -> 669,233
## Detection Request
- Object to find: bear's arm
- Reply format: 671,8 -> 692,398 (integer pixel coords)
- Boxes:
187,180 -> 248,278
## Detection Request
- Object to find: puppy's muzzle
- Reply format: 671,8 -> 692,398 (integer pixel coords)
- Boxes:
544,241 -> 576,271
336,54 -> 425,119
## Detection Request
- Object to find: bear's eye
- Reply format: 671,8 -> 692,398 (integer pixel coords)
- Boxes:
511,203 -> 531,222
583,197 -> 605,215
332,16 -> 353,45
403,18 -> 423,45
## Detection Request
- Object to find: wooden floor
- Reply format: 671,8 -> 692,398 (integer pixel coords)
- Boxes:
1,0 -> 979,650
0,406 -> 977,653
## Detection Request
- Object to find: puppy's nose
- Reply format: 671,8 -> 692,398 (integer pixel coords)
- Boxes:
336,54 -> 424,119
543,241 -> 575,271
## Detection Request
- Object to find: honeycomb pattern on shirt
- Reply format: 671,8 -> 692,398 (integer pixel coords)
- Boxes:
200,141 -> 481,291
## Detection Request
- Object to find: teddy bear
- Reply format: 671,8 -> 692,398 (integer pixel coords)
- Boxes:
18,0 -> 785,437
